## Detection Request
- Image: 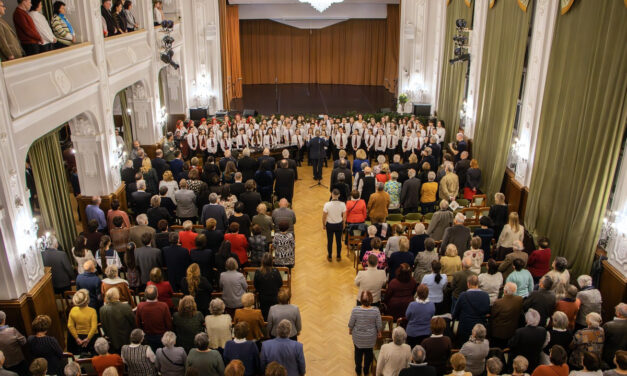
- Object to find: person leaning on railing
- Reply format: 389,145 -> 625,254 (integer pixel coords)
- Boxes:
51,1 -> 75,48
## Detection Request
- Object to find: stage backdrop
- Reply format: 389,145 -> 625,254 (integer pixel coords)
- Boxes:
239,5 -> 399,92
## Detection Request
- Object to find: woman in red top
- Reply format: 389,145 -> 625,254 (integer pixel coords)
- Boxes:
346,190 -> 367,224
178,220 -> 198,251
224,222 -> 249,265
375,164 -> 391,183
527,237 -> 551,283
146,267 -> 174,309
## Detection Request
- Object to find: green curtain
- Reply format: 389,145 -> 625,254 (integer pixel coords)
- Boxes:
118,90 -> 133,152
525,0 -> 627,276
437,0 -> 473,143
42,0 -> 53,21
28,132 -> 77,255
472,0 -> 532,200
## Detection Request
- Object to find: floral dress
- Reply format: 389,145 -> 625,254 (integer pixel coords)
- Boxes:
362,250 -> 387,270
219,195 -> 238,218
384,180 -> 402,210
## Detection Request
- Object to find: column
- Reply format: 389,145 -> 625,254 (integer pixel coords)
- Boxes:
463,0 -> 488,138
397,0 -> 447,113
128,83 -> 160,144
508,0 -> 558,186
165,67 -> 186,114
180,0 -> 224,114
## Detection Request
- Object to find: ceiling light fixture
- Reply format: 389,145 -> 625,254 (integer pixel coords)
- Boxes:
299,0 -> 344,13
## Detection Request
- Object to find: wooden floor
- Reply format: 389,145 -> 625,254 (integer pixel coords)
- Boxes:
290,162 -> 359,375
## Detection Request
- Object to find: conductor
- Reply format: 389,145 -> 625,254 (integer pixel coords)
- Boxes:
308,130 -> 328,181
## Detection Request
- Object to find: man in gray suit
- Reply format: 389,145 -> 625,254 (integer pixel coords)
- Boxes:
40,235 -> 75,294
400,168 -> 421,214
440,213 -> 471,254
426,200 -> 454,241
498,240 -> 529,280
174,179 -> 197,223
0,351 -> 18,376
135,232 -> 163,286
129,214 -> 156,247
200,193 -> 227,231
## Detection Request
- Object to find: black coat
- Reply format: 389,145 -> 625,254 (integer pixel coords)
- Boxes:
258,156 -> 276,171
147,206 -> 172,229
201,229 -> 224,252
237,157 -> 259,182
239,191 -> 263,218
229,182 -> 245,198
274,168 -> 295,201
508,325 -> 548,371
130,190 -> 151,215
162,245 -> 191,291
400,177 -> 421,210
522,289 -> 556,328
152,157 -> 169,180
330,167 -> 352,188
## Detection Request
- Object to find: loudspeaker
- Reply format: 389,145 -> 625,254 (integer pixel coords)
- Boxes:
189,107 -> 207,121
243,109 -> 257,118
215,110 -> 228,118
413,104 -> 431,117
380,107 -> 392,113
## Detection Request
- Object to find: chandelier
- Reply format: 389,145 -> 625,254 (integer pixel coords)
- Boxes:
299,0 -> 344,13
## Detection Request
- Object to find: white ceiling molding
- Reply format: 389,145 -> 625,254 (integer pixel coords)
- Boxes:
270,18 -> 348,29
238,3 -> 388,20
230,0 -> 398,4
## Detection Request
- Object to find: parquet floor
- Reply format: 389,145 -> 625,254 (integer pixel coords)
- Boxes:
290,162 -> 359,375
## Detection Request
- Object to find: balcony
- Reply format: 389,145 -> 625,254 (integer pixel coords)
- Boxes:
103,29 -> 153,76
1,43 -> 99,120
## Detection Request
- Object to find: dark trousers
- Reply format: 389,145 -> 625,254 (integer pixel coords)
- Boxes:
326,222 -> 343,258
354,346 -> 374,375
7,361 -> 28,376
22,43 -> 41,56
40,43 -> 54,52
407,335 -> 429,349
312,158 -> 324,180
145,333 -> 164,351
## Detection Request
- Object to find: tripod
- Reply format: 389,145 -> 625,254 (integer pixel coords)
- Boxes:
309,179 -> 328,189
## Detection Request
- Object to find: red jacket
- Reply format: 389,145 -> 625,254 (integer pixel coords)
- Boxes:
13,7 -> 42,44
346,199 -> 367,224
224,233 -> 249,264
527,248 -> 551,277
136,300 -> 172,335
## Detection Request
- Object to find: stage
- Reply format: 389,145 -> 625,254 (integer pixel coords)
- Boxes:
230,84 -> 397,116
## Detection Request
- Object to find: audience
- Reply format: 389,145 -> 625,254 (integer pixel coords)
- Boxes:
27,315 -> 64,376
405,284 -> 435,348
348,291 -> 382,375
453,275 -> 490,345
223,322 -> 260,376
254,254 -> 284,319
489,282 -> 523,349
376,327 -> 412,376
121,329 -> 157,375
92,337 -> 124,376
460,324 -> 490,376
509,309 -> 549,371
260,320 -> 305,376
204,298 -> 232,350
155,331 -> 187,376
181,263 -> 213,316
173,296 -> 204,352
267,288 -> 301,340
384,263 -> 417,320
99,288 -> 135,354
135,285 -> 172,350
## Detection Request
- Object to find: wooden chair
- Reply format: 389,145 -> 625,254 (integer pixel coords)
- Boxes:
456,198 -> 470,207
276,267 -> 291,288
76,358 -> 97,375
478,207 -> 491,218
372,315 -> 395,373
386,213 -> 404,225
471,194 -> 487,207
348,234 -> 365,264
404,213 -> 422,222
461,207 -> 479,226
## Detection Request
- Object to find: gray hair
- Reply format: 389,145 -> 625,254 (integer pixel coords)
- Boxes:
161,331 -> 177,347
445,164 -> 454,173
137,179 -> 146,190
377,155 -> 386,165
577,274 -> 593,288
367,225 -> 377,236
413,223 -> 425,235
277,319 -> 292,338
411,345 -> 426,363
525,308 -> 541,327
428,171 -> 435,181
102,367 -> 119,376
472,324 -> 486,342
47,234 -> 59,248
513,356 -> 529,373
242,148 -> 250,157
586,312 -> 602,328
105,265 -> 118,279
64,362 -> 81,376
486,357 -> 503,375
616,303 -> 627,318
144,285 -> 158,300
503,282 -> 517,295
225,257 -> 238,271
130,328 -> 144,344
209,298 -> 225,315
209,193 -> 218,204
234,172 -> 242,181
194,332 -> 209,348
0,311 -> 5,324
439,200 -> 449,210
94,337 -> 109,355
407,169 -> 416,178
455,213 -> 465,224
551,311 -> 569,330
392,327 -> 407,346
282,149 -> 290,158
136,214 -> 148,226
390,171 -> 398,181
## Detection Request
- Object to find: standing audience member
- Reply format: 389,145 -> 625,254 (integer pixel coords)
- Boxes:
29,0 -> 56,50
478,259 -> 503,305
162,232 -> 191,291
122,0 -> 138,31
224,222 -> 249,265
575,275 -> 602,330
99,288 -> 135,354
555,285 -> 581,331
267,288 -> 302,340
498,240 -> 529,280
260,320 -> 306,376
532,345 -> 569,376
545,257 -> 571,300
508,309 -> 549,372
506,258 -> 534,298
489,193 -> 509,238
570,313 -> 604,370
254,254 -> 284,319
0,1 -> 23,61
400,169 -> 421,214
75,260 -> 102,309
27,315 -> 64,376
440,244 -> 462,276
204,299 -> 232,350
496,212 -> 524,260
523,276 -> 557,327
447,353 -> 472,376
220,258 -> 248,315
67,289 -> 98,355
91,337 -> 124,376
173,297 -> 204,353
441,213 -> 471,254
355,254 -> 387,308
405,284 -> 435,348
181,264 -> 213,316
28,358 -> 48,376
489,282 -> 523,349
452,275 -> 490,345
367,183 -> 390,223
234,293 -> 266,341
175,180 -> 197,222
135,285 -> 172,351
147,267 -> 174,309
376,327 -> 412,376
121,329 -> 157,376
0,311 -> 26,375
545,311 -> 573,357
223,322 -> 261,376
409,223 -> 428,255
41,236 -> 75,294
273,221 -> 296,268
421,261 -> 448,314
602,304 -> 627,367
399,345 -> 436,376
348,291 -> 382,376
384,263 -> 417,320
155,331 -> 186,376
413,238 -> 439,283
323,189 -> 346,261
426,200 -> 453,241
201,193 -> 228,232
527,237 -> 552,283
460,324 -> 490,376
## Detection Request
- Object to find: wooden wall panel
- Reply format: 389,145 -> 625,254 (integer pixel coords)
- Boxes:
76,183 -> 127,230
502,168 -> 528,221
599,260 -> 627,323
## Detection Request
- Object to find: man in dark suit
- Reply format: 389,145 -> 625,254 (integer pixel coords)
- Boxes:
449,132 -> 468,162
427,137 -> 441,168
229,172 -> 245,198
490,282 -> 524,349
162,232 -> 191,292
41,236 -> 75,294
602,303 -> 627,366
130,180 -> 151,215
308,130 -> 327,181
450,257 -> 476,310
169,150 -> 184,181
151,149 -> 169,181
219,150 -> 236,171
121,161 -> 136,186
389,154 -> 404,173
452,275 -> 490,345
135,232 -> 163,286
257,148 -> 276,172
200,193 -> 228,232
508,308 -> 549,371
239,180 -> 262,219
400,169 -> 421,214
237,148 -> 259,182
281,149 -> 298,180
330,159 -> 352,189
399,345 -> 437,376
132,149 -> 145,172
454,151 -> 470,192
274,160 -> 296,203
523,276 -> 556,327
441,213 -> 472,254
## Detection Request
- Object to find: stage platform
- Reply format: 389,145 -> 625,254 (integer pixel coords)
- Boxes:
230,84 -> 396,116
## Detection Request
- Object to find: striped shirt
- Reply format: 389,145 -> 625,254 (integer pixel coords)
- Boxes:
348,306 -> 382,349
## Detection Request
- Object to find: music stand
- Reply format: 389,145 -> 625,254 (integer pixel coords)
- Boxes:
309,179 -> 328,189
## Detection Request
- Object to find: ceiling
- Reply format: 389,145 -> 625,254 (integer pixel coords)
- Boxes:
230,0 -> 400,29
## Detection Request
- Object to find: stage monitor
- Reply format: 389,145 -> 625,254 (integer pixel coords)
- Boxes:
243,109 -> 257,118
215,110 -> 228,118
413,104 -> 431,117
190,107 -> 207,121
380,107 -> 392,113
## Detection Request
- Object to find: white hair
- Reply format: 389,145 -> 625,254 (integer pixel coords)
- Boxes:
503,282 -> 517,295
586,312 -> 602,328
551,311 -> 569,330
242,148 -> 250,157
392,327 -> 407,346
94,337 -> 109,355
428,171 -> 436,181
439,200 -> 449,210
413,223 -> 425,235
455,213 -> 465,224
64,362 -> 81,376
367,225 -> 377,237
525,309 -> 541,326
411,345 -> 426,363
472,324 -> 486,341
136,214 -> 148,226
137,179 -> 146,190
161,331 -> 177,347
282,149 -> 290,158
577,275 -> 593,288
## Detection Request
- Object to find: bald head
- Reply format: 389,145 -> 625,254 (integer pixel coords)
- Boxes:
279,198 -> 289,208
83,260 -> 96,273
467,274 -> 479,288
462,256 -> 472,270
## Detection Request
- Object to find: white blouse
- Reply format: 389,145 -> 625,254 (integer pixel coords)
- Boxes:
30,11 -> 56,44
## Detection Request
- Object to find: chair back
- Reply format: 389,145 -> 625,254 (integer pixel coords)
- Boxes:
472,194 -> 487,207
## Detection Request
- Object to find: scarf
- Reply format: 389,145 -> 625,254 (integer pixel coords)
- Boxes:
60,14 -> 74,35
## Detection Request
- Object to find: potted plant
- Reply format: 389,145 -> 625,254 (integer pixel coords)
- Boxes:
398,93 -> 409,113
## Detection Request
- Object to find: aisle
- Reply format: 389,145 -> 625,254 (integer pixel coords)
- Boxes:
290,162 -> 359,375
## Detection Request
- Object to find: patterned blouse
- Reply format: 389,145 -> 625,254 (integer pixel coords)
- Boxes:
273,232 -> 295,267
362,250 -> 387,270
248,234 -> 267,265
219,195 -> 238,218
570,327 -> 604,369
384,181 -> 402,209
